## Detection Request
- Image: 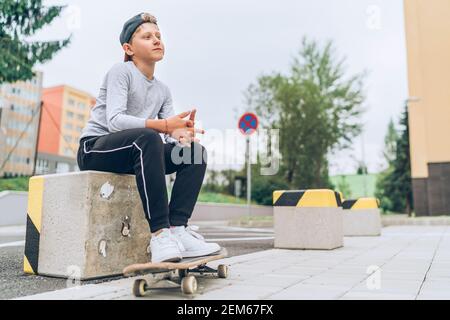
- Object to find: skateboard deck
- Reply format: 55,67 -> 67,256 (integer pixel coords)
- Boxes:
123,249 -> 229,296
123,248 -> 227,276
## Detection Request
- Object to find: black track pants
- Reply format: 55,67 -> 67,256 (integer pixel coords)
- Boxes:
77,128 -> 207,233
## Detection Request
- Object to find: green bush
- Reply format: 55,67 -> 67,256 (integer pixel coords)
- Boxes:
0,176 -> 30,192
251,175 -> 290,206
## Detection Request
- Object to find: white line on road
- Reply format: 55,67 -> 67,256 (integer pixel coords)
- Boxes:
0,240 -> 25,248
202,232 -> 274,237
207,236 -> 274,242
206,226 -> 274,233
0,225 -> 26,236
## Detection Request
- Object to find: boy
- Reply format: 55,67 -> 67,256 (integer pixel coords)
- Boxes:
77,12 -> 221,263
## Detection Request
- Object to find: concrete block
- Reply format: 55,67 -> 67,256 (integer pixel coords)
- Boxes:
342,198 -> 381,236
273,190 -> 344,250
24,170 -> 151,280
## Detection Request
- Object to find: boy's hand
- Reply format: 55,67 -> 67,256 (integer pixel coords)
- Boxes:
188,109 -> 197,128
189,109 -> 198,138
173,108 -> 204,146
166,111 -> 194,133
172,127 -> 204,146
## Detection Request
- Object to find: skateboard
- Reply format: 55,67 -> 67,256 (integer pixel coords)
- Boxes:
123,249 -> 229,296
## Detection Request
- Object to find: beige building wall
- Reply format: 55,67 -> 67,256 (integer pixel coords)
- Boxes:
0,72 -> 43,177
404,0 -> 450,215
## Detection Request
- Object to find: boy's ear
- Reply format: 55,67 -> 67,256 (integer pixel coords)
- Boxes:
122,43 -> 134,58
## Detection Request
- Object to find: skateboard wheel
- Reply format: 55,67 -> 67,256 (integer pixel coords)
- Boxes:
181,276 -> 197,294
179,269 -> 189,278
218,264 -> 229,278
133,279 -> 148,297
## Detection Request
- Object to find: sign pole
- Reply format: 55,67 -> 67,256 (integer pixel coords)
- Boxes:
246,135 -> 251,217
238,112 -> 258,219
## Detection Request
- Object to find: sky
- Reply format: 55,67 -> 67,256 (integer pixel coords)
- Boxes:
34,0 -> 409,175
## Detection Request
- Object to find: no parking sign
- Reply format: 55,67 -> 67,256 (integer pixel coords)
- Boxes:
238,112 -> 259,216
238,112 -> 259,136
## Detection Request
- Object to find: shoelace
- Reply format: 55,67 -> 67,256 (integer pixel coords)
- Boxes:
185,225 -> 205,241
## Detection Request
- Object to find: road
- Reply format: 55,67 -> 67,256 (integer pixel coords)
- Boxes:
0,223 -> 274,300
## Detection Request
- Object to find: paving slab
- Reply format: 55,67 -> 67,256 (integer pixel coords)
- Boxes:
16,226 -> 450,300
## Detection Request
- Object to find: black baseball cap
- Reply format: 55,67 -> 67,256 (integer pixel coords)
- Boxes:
120,13 -> 158,61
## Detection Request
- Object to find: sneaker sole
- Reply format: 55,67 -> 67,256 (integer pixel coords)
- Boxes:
151,255 -> 182,263
181,248 -> 221,258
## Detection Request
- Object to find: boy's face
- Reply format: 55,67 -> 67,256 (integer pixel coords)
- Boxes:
124,22 -> 165,63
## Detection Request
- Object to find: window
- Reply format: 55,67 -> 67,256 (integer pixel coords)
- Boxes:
68,98 -> 75,106
56,162 -> 70,174
64,148 -> 73,157
65,123 -> 73,130
67,111 -> 74,118
36,159 -> 50,175
77,114 -> 85,121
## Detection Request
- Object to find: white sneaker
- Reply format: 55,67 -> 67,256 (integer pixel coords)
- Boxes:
150,228 -> 185,263
171,225 -> 221,258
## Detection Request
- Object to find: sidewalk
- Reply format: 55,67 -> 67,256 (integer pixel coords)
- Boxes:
17,225 -> 450,300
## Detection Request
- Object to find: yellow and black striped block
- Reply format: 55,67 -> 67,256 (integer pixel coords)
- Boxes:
273,189 -> 341,207
342,197 -> 380,210
23,176 -> 45,275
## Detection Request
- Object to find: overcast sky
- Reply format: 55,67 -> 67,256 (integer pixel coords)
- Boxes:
35,0 -> 409,175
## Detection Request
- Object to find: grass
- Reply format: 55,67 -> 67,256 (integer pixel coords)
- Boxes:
0,176 -> 30,192
197,191 -> 258,205
235,215 -> 273,222
231,215 -> 274,227
168,189 -> 258,205
1,177 -> 255,206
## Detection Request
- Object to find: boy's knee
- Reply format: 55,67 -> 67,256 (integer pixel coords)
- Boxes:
135,128 -> 163,146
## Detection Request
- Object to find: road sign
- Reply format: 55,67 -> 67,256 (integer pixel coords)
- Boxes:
238,112 -> 258,135
238,112 -> 259,217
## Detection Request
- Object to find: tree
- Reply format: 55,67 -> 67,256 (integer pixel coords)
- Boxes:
375,105 -> 413,214
336,176 -> 352,199
375,168 -> 395,212
375,118 -> 399,213
251,174 -> 290,206
203,169 -> 221,193
245,38 -> 365,189
356,162 -> 368,175
382,118 -> 398,167
390,105 -> 413,214
0,0 -> 71,83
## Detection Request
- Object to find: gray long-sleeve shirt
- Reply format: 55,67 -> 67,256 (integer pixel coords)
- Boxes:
79,61 -> 178,144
